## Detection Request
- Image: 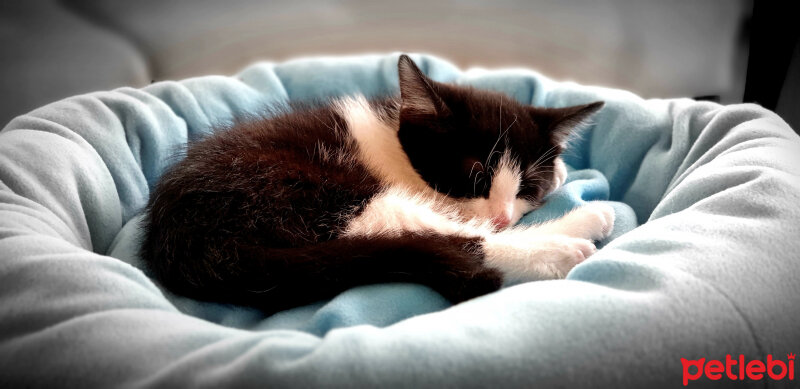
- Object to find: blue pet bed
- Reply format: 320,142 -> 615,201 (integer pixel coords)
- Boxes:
1,53 -> 798,387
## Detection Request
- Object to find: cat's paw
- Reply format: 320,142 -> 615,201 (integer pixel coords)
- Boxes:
579,202 -> 615,239
546,202 -> 615,241
542,235 -> 596,278
484,231 -> 597,281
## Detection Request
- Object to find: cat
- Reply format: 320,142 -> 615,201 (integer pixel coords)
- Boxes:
140,55 -> 614,313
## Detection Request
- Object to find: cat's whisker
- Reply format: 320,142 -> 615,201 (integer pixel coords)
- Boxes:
499,96 -> 502,132
247,284 -> 280,294
524,177 -> 557,184
486,150 -> 502,167
473,171 -> 484,195
525,170 -> 557,176
534,145 -> 559,164
486,107 -> 513,169
526,167 -> 556,173
528,145 -> 560,172
468,161 -> 484,179
476,176 -> 485,192
523,174 -> 557,183
485,141 -> 502,169
504,115 -> 518,133
531,145 -> 558,167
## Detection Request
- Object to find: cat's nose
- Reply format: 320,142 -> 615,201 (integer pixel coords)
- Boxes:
492,214 -> 512,229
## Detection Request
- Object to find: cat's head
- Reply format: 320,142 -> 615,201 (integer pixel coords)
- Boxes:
396,55 -> 603,229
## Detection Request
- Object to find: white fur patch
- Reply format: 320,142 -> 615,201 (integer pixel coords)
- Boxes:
489,152 -> 520,208
343,187 -> 494,238
533,202 -> 615,241
461,151 -> 533,228
552,157 -> 568,191
336,95 -> 431,193
482,229 -> 596,282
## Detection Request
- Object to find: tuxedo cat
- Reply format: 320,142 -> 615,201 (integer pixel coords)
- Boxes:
141,55 -> 614,313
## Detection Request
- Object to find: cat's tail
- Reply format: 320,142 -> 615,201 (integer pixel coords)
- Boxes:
165,233 -> 503,314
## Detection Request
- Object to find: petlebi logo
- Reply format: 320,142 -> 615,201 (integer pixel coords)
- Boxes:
681,353 -> 795,386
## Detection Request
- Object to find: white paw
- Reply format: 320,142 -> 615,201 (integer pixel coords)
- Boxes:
541,235 -> 596,278
483,230 -> 597,282
550,202 -> 615,241
580,202 -> 615,239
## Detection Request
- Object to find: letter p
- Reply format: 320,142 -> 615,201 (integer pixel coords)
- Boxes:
682,358 -> 706,386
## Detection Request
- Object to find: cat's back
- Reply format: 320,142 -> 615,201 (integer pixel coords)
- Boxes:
186,102 -> 353,173
144,99 -> 386,260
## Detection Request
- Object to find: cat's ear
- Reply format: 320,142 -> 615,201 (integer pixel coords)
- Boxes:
534,101 -> 604,147
398,55 -> 450,117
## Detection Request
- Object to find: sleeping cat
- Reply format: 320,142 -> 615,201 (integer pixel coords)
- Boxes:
140,55 -> 614,313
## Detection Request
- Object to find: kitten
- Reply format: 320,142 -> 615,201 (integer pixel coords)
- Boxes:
140,55 -> 614,313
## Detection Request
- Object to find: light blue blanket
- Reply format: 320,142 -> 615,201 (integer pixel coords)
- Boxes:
1,53 -> 798,387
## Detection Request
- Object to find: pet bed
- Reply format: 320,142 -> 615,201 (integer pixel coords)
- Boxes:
1,53 -> 798,387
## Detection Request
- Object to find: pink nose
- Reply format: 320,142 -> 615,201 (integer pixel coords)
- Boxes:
492,214 -> 512,229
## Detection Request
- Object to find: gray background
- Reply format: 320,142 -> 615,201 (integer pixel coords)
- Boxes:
0,0 -> 775,129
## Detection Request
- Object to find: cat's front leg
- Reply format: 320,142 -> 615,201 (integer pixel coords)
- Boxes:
481,228 -> 596,282
480,203 -> 615,282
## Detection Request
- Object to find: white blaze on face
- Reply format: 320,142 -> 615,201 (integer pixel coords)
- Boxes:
487,152 -> 521,228
463,151 -> 534,229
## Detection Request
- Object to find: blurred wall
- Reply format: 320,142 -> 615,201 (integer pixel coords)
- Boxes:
1,0 -> 751,126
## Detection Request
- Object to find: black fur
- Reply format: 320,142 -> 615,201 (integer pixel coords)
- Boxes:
140,55 -> 602,313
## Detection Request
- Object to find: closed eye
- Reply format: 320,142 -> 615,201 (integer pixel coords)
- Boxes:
519,165 -> 555,201
517,184 -> 543,205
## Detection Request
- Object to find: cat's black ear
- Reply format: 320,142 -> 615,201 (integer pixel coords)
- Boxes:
535,101 -> 604,147
398,55 -> 450,117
